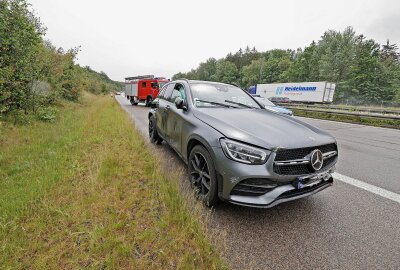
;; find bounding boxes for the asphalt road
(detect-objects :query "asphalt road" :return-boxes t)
[115,95,400,270]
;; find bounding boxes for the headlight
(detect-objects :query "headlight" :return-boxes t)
[220,138,270,165]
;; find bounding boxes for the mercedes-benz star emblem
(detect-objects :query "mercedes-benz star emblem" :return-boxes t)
[310,149,323,171]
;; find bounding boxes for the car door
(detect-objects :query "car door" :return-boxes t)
[155,83,175,139]
[166,83,187,153]
[139,81,147,100]
[150,81,158,99]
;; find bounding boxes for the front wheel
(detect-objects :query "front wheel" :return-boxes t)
[148,115,162,144]
[130,99,138,106]
[188,145,218,207]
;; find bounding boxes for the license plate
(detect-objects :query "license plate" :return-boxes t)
[293,177,322,189]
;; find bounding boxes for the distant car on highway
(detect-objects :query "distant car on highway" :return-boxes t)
[148,80,338,208]
[270,96,291,103]
[253,95,293,116]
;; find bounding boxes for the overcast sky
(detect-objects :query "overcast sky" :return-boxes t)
[30,0,400,81]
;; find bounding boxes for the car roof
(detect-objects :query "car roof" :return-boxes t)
[174,79,235,87]
[191,80,233,86]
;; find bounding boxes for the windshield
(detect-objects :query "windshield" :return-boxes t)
[190,83,261,109]
[255,97,275,106]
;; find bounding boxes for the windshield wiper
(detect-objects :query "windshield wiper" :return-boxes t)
[224,100,255,109]
[195,99,236,108]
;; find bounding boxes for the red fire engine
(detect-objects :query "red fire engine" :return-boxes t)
[124,75,169,106]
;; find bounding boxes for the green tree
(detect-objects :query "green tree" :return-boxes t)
[317,27,357,83]
[241,58,266,89]
[172,72,187,81]
[0,0,45,114]
[263,50,292,83]
[172,27,400,104]
[0,1,121,120]
[211,60,239,84]
[286,42,320,82]
[380,40,400,102]
[342,37,395,103]
[196,58,217,81]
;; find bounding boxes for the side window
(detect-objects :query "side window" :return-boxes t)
[170,84,186,103]
[162,83,175,100]
[158,84,168,99]
[151,82,158,89]
[142,82,147,88]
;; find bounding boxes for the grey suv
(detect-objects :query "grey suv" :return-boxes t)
[148,80,338,208]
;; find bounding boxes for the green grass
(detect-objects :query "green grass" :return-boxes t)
[293,109,400,129]
[0,94,226,269]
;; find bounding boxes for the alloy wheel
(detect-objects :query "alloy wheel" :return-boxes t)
[149,118,154,138]
[189,152,211,196]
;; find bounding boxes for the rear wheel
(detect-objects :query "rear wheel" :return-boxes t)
[188,145,218,207]
[145,96,153,107]
[148,115,162,144]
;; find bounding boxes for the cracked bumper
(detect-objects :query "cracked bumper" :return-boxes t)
[211,146,335,208]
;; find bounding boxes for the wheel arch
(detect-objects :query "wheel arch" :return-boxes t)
[186,135,214,163]
[186,135,222,204]
[148,110,155,120]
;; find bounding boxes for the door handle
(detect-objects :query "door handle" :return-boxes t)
[165,105,170,110]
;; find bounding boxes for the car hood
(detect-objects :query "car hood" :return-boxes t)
[194,108,335,150]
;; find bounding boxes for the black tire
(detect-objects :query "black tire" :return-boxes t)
[148,115,162,144]
[130,97,138,106]
[145,96,153,107]
[188,145,218,207]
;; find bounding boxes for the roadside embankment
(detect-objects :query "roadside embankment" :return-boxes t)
[0,93,226,269]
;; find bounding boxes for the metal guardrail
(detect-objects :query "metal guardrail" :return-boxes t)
[282,103,400,116]
[288,107,400,120]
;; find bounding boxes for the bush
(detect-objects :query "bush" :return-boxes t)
[5,110,35,125]
[0,1,123,123]
[36,106,58,122]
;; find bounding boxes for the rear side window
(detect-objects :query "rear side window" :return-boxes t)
[158,84,168,98]
[160,83,175,100]
[142,82,147,88]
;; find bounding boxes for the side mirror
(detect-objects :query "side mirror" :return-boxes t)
[175,97,186,110]
[150,100,159,109]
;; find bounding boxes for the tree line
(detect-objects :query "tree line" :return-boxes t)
[0,0,122,122]
[172,27,400,105]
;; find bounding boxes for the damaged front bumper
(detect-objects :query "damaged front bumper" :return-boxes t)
[229,173,333,208]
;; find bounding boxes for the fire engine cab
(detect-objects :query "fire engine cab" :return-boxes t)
[124,75,169,106]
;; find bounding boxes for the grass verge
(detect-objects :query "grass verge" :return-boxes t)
[0,93,226,269]
[293,109,400,129]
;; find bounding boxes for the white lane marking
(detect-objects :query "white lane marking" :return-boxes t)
[333,172,400,204]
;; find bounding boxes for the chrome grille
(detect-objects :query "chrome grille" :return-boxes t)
[273,144,337,175]
[275,143,337,161]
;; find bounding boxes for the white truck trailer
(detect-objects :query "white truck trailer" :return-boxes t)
[254,82,336,103]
